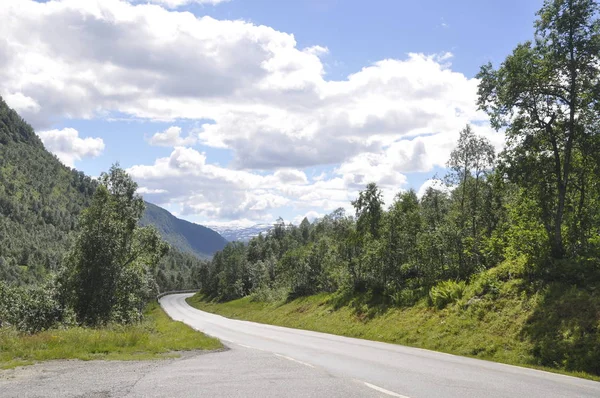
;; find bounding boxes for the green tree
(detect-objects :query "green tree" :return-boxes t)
[384,190,423,291]
[446,125,495,277]
[62,165,168,326]
[418,186,452,283]
[477,0,600,258]
[352,182,384,239]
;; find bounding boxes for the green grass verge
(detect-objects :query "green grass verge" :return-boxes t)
[187,281,599,381]
[0,301,222,370]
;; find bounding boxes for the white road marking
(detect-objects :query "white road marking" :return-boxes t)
[274,353,315,368]
[237,344,260,350]
[362,381,410,398]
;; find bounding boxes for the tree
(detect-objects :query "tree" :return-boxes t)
[446,125,495,276]
[351,183,385,291]
[419,187,451,283]
[477,0,600,258]
[384,190,423,291]
[352,182,384,239]
[299,217,311,244]
[62,164,168,326]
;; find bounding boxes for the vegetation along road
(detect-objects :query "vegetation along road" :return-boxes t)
[160,293,600,398]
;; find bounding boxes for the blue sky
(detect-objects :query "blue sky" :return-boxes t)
[1,0,543,227]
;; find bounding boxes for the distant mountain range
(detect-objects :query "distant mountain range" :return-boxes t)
[140,202,228,259]
[208,224,273,242]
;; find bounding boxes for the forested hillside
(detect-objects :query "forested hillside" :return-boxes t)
[140,202,227,259]
[193,0,600,376]
[0,97,96,284]
[0,96,210,292]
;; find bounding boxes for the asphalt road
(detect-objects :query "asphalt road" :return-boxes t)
[161,293,600,398]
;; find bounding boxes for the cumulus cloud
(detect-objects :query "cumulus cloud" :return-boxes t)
[37,128,105,167]
[417,178,450,198]
[137,187,168,194]
[0,0,488,171]
[292,210,323,225]
[147,126,197,147]
[0,0,502,224]
[133,0,229,8]
[128,147,394,223]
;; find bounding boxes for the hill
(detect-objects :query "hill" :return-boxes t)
[0,97,97,284]
[140,202,227,259]
[0,96,211,291]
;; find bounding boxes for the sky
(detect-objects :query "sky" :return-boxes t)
[0,0,543,227]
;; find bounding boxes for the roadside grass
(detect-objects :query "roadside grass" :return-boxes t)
[0,301,222,370]
[187,273,600,381]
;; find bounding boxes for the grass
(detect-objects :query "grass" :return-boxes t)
[0,302,222,370]
[187,264,600,381]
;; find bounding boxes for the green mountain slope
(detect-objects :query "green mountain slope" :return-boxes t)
[140,202,227,259]
[0,96,216,290]
[0,97,97,284]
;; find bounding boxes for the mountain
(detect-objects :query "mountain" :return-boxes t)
[208,223,273,242]
[140,202,227,258]
[0,95,212,290]
[0,96,97,284]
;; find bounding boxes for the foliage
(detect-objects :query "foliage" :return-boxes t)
[477,0,600,258]
[189,266,600,379]
[193,1,600,378]
[0,96,209,293]
[429,280,466,309]
[0,280,69,333]
[0,97,97,284]
[0,302,222,370]
[198,149,502,303]
[61,165,168,326]
[198,0,600,309]
[155,249,209,293]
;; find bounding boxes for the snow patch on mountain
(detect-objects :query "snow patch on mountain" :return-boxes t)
[208,223,273,242]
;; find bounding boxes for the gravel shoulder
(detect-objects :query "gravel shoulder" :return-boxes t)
[0,350,214,398]
[0,347,379,398]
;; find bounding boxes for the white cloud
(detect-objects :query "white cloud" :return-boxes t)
[144,0,229,8]
[274,169,308,185]
[3,92,40,114]
[417,178,449,198]
[0,0,502,224]
[130,0,229,8]
[127,146,399,223]
[37,128,105,167]
[292,210,323,225]
[137,187,168,194]
[303,45,329,57]
[148,126,197,147]
[0,0,487,173]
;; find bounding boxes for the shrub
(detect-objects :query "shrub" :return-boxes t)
[249,286,289,303]
[0,281,69,333]
[429,280,466,309]
[389,288,425,307]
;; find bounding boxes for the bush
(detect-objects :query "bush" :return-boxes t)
[249,286,289,303]
[388,288,425,307]
[0,281,69,333]
[429,280,466,309]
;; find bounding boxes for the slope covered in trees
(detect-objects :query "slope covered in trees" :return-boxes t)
[140,201,227,259]
[0,97,97,284]
[194,0,600,376]
[0,96,209,292]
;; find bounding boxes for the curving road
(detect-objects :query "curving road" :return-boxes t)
[160,293,600,398]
